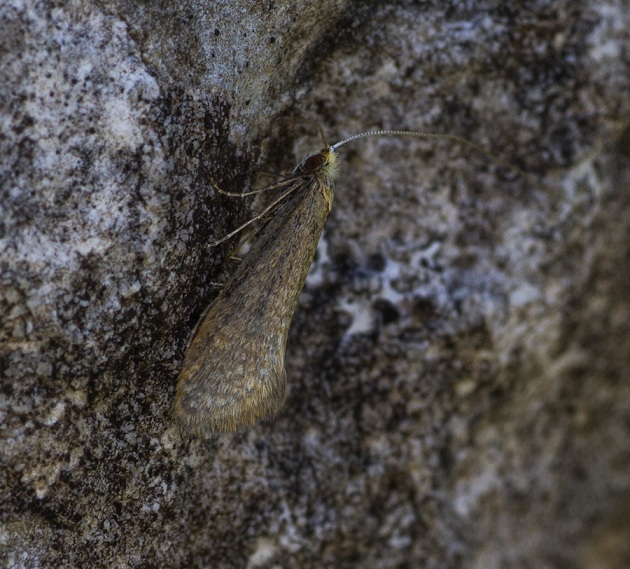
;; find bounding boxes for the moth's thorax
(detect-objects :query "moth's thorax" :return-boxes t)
[294,147,339,184]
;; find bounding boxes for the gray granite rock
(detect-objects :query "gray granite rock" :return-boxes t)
[1,0,629,567]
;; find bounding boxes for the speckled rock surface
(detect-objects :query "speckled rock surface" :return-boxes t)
[1,0,629,567]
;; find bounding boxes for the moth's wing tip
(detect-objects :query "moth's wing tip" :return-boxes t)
[172,367,288,436]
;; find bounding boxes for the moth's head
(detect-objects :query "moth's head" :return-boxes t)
[294,146,339,182]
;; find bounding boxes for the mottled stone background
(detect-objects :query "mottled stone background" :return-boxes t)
[1,0,629,567]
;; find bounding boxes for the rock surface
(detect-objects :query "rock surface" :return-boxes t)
[1,0,629,567]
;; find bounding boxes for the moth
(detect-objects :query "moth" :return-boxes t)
[173,128,516,435]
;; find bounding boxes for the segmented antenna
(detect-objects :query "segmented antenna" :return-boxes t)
[331,129,550,191]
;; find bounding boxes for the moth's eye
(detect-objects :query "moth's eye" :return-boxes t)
[300,152,326,173]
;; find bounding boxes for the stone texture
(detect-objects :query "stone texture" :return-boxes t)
[1,0,629,568]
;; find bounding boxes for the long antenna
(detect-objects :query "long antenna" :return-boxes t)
[331,129,553,193]
[332,130,509,169]
[331,130,468,150]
